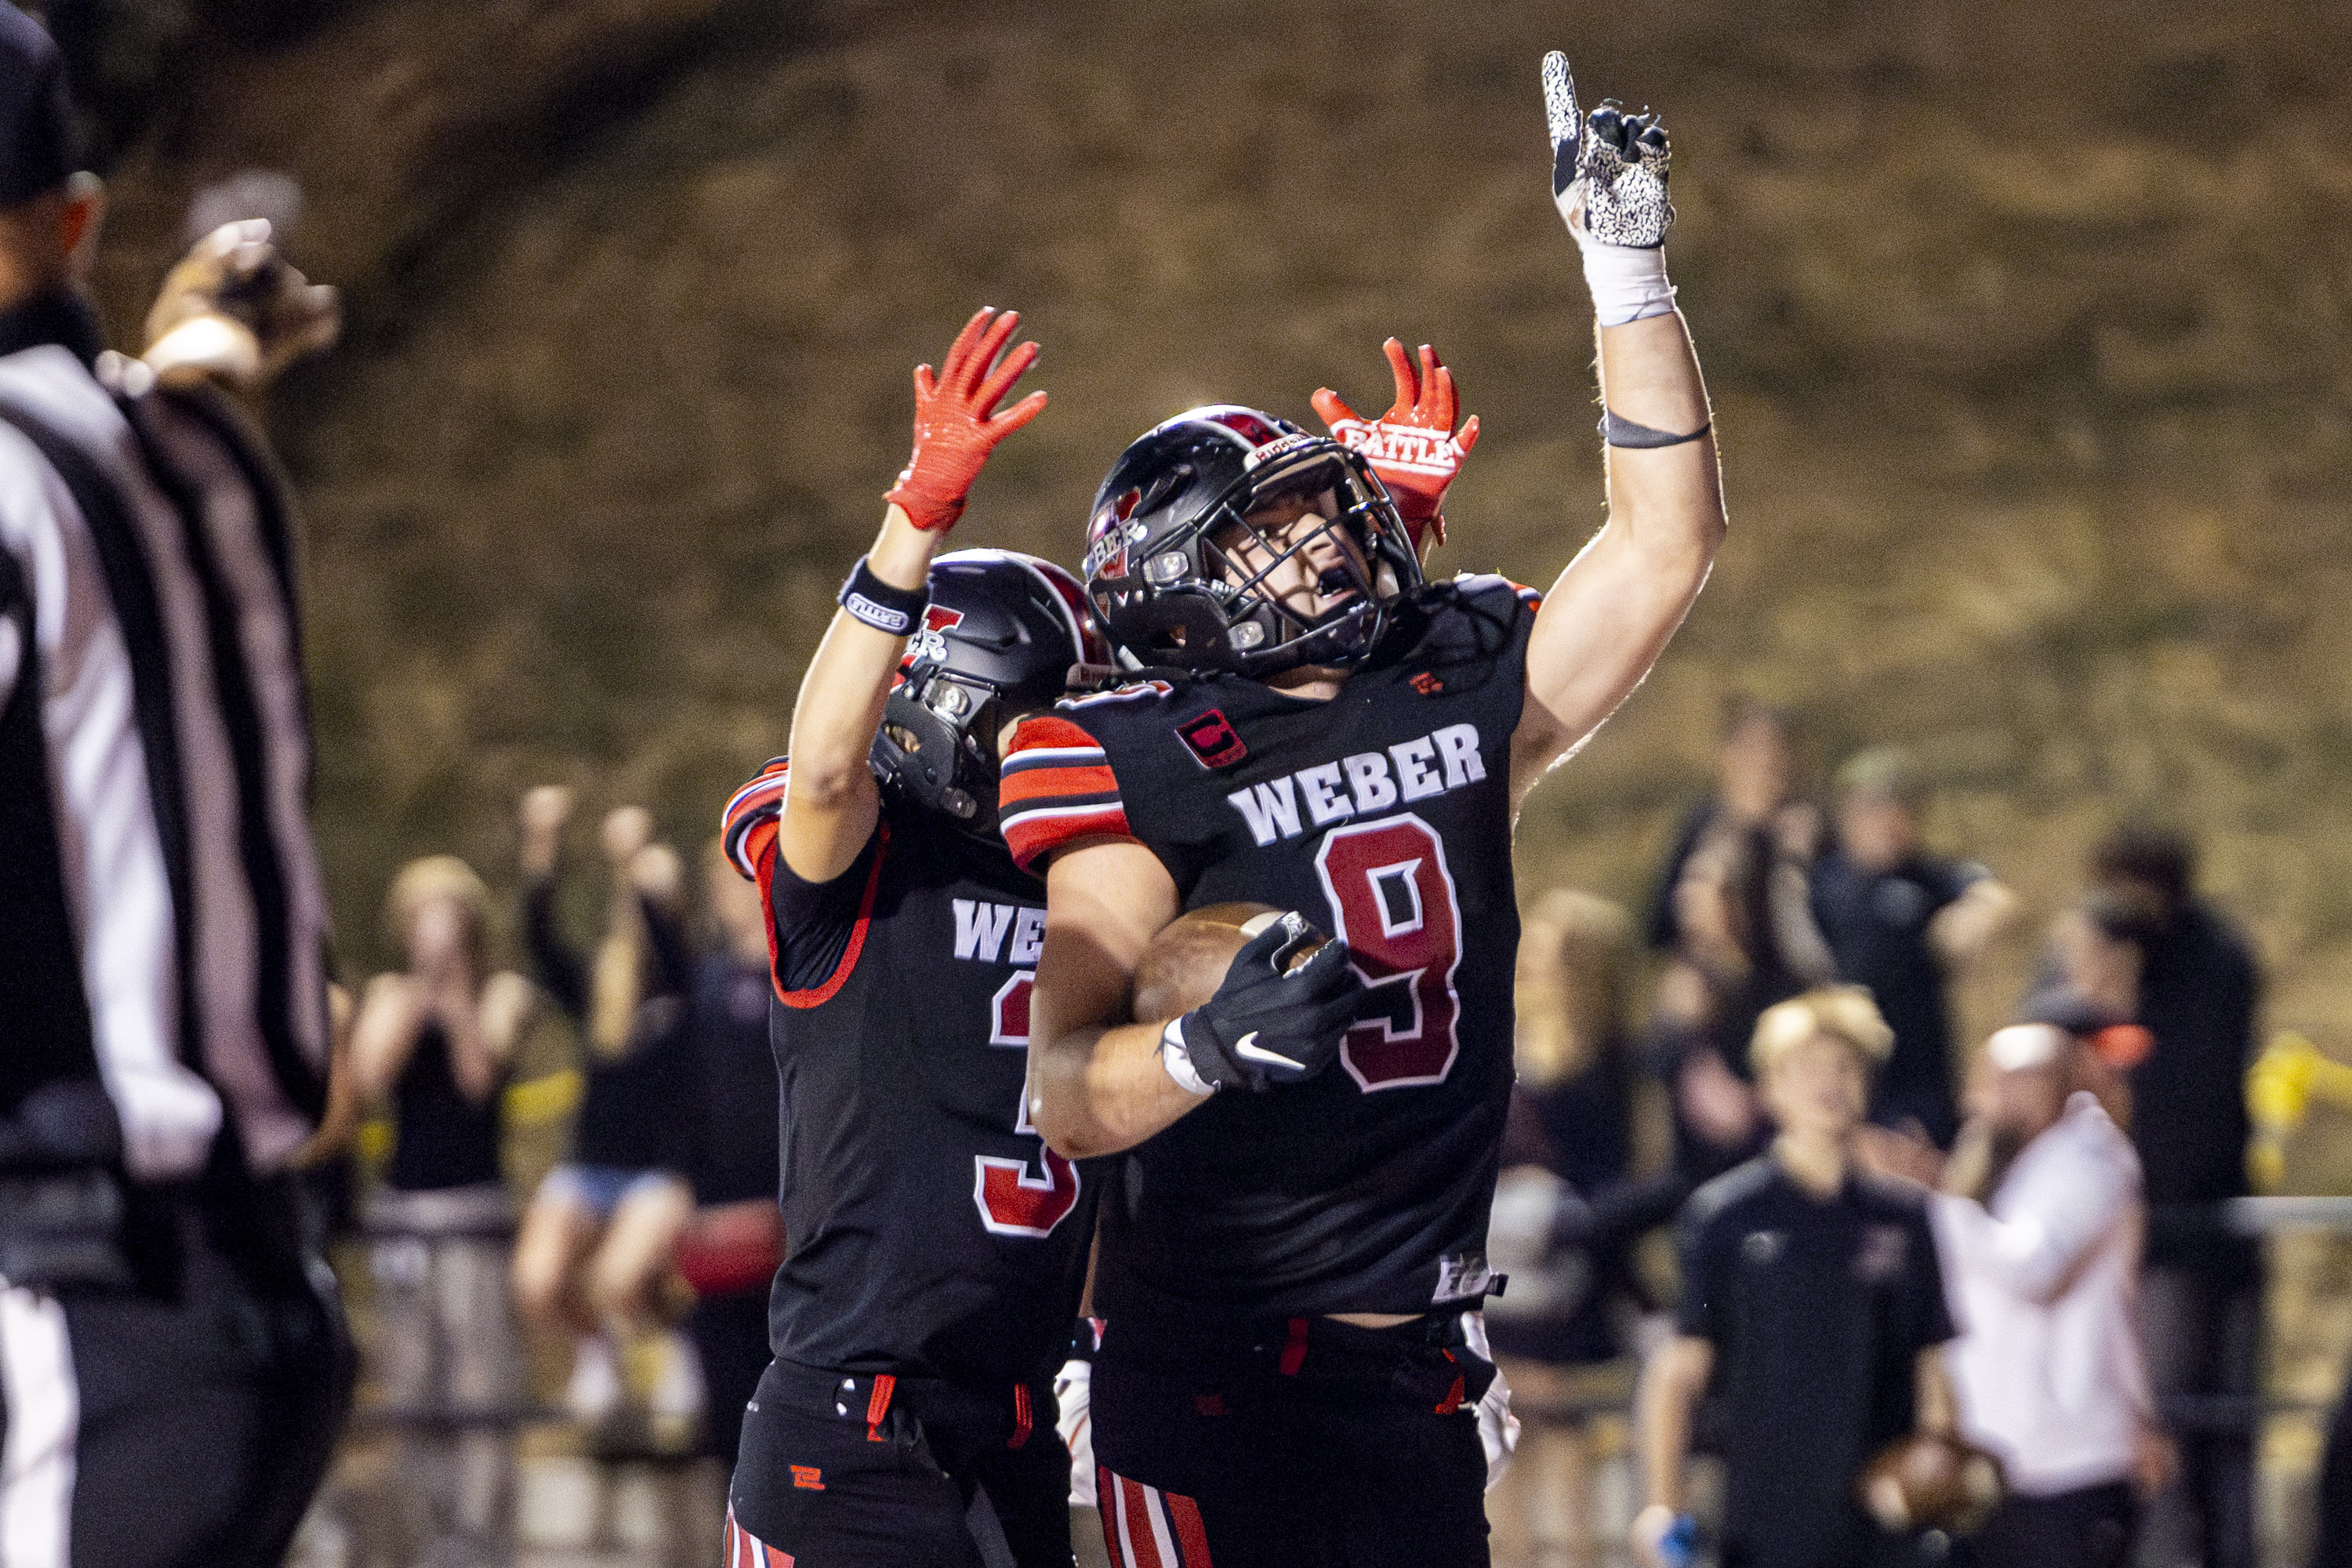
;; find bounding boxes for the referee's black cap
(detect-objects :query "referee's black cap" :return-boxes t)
[0,3,81,209]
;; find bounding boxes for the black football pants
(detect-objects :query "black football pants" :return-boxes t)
[1970,1482,2136,1568]
[1089,1314,1493,1568]
[730,1359,1075,1568]
[0,1184,351,1568]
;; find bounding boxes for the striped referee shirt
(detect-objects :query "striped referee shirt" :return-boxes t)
[0,291,326,1180]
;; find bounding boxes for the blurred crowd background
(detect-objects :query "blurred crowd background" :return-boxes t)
[27,0,2352,1563]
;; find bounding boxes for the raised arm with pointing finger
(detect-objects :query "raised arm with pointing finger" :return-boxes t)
[1018,52,1728,1167]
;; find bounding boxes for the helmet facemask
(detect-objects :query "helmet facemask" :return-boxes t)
[873,667,1008,834]
[864,550,1093,842]
[1092,434,1421,676]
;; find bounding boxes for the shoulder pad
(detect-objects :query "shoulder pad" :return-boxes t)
[1059,677,1179,712]
[1000,717,1133,873]
[720,757,790,881]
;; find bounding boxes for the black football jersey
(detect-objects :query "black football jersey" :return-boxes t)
[720,765,1098,1386]
[1000,575,1539,1322]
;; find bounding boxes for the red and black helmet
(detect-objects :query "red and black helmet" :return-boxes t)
[870,550,1095,838]
[1082,406,1422,677]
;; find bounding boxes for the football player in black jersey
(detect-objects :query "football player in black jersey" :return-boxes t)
[1004,56,1726,1568]
[717,308,1103,1568]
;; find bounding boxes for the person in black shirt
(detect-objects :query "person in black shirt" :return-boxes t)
[510,786,703,1441]
[718,307,1099,1568]
[670,834,786,1469]
[1809,748,2013,1149]
[1633,987,1957,1568]
[2085,825,2262,1568]
[351,855,534,1555]
[0,19,352,1559]
[1648,701,1831,1061]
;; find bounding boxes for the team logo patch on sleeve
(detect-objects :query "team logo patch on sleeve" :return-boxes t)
[1176,709,1248,769]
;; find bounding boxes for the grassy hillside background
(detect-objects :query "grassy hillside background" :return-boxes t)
[60,0,2352,1181]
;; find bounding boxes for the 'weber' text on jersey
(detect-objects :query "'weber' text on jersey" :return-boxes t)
[1001,576,1538,1322]
[722,767,1098,1386]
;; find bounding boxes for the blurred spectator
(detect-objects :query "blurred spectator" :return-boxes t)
[669,835,786,1468]
[1931,1004,2172,1568]
[1649,699,1831,1062]
[0,9,351,1560]
[1810,748,2014,1148]
[1486,890,1649,1568]
[2083,825,2261,1568]
[2313,1373,2350,1568]
[351,855,533,1555]
[509,786,703,1446]
[1644,703,1828,1220]
[1632,988,1956,1568]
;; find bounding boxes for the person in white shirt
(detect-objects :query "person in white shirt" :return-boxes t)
[1930,999,2176,1568]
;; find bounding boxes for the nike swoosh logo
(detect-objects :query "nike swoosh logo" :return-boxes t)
[1233,1033,1305,1071]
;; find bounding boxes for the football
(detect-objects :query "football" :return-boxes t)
[1130,902,1330,1024]
[1857,1431,2004,1536]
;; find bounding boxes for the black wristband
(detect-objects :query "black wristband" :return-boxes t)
[1599,409,1710,448]
[837,556,929,637]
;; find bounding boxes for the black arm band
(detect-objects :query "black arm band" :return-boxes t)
[1599,410,1711,448]
[837,556,929,637]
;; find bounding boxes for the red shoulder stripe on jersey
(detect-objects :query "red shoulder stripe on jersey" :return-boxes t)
[722,757,790,881]
[1006,714,1103,753]
[1004,804,1134,873]
[1000,714,1134,871]
[764,819,887,1010]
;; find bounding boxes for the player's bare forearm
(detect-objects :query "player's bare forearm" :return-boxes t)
[1028,840,1193,1158]
[1635,1334,1712,1512]
[782,307,1047,884]
[1510,314,1723,800]
[1029,1017,1207,1160]
[776,506,937,884]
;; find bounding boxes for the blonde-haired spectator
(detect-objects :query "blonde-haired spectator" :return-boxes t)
[1809,749,2015,1150]
[1632,987,1956,1568]
[351,853,534,1556]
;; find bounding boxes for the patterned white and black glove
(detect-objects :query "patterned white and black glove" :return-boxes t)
[1543,51,1678,326]
[1160,913,1365,1093]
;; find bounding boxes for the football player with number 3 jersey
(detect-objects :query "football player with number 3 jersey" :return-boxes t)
[1009,56,1728,1568]
[718,309,1101,1568]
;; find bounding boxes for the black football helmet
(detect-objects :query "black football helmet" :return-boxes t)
[1082,405,1423,677]
[870,550,1094,838]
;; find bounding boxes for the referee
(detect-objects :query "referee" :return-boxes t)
[0,9,350,1565]
[1632,987,1958,1568]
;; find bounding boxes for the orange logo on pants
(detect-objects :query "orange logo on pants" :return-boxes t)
[790,1465,825,1491]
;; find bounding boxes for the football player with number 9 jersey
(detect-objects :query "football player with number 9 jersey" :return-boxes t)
[719,309,1101,1568]
[1010,55,1730,1568]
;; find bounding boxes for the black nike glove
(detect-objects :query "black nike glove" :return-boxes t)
[1161,912,1367,1092]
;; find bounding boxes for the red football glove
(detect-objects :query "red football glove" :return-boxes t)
[884,307,1048,532]
[1312,338,1480,552]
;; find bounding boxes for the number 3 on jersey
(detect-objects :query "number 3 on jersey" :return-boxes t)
[1315,814,1465,1091]
[972,971,1081,1236]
